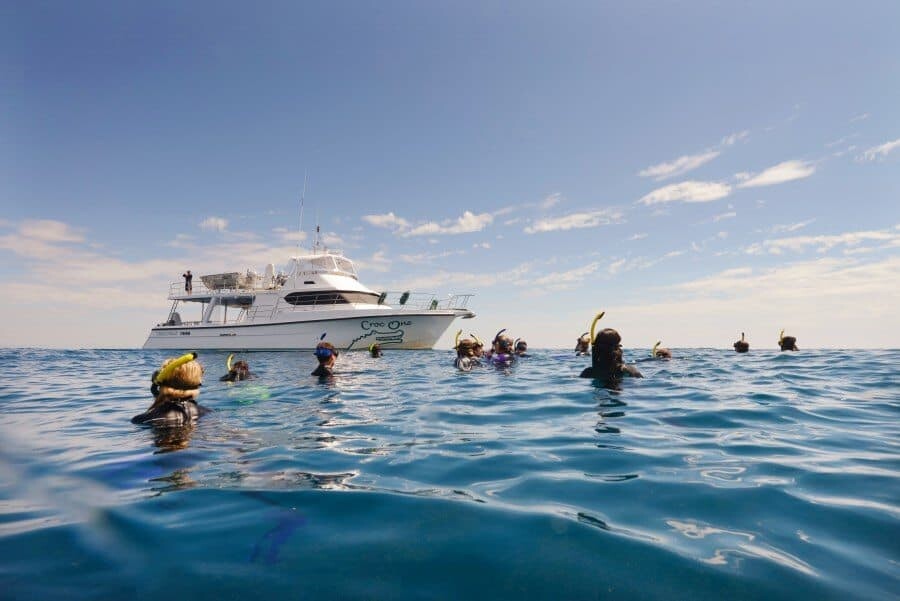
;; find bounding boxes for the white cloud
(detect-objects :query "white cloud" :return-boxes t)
[199,216,228,232]
[362,212,410,230]
[736,160,816,188]
[745,228,898,255]
[638,181,732,205]
[850,112,870,123]
[721,130,750,146]
[405,211,493,236]
[858,138,900,162]
[530,262,600,290]
[540,193,562,209]
[18,219,85,243]
[768,219,815,234]
[638,151,720,181]
[713,212,737,222]
[628,233,648,241]
[272,227,308,243]
[473,242,491,250]
[524,208,624,233]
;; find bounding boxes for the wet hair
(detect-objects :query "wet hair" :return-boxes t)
[456,338,477,358]
[779,335,798,351]
[734,332,749,353]
[515,340,528,352]
[590,328,623,378]
[369,343,383,358]
[653,347,672,359]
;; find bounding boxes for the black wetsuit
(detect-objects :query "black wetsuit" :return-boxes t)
[183,272,193,292]
[579,364,643,379]
[311,365,334,378]
[220,369,256,382]
[132,399,209,426]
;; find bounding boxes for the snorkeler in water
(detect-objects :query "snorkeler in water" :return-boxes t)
[734,332,749,353]
[575,332,591,356]
[578,312,642,382]
[651,341,672,359]
[486,329,516,366]
[778,330,798,351]
[220,354,256,382]
[369,343,383,358]
[514,339,529,357]
[312,335,338,377]
[470,333,485,359]
[132,352,210,426]
[454,331,481,372]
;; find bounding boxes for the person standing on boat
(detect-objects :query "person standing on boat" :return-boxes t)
[183,270,193,294]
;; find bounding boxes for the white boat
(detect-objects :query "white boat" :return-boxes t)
[142,249,475,351]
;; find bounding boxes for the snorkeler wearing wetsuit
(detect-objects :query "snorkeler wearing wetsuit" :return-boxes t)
[579,328,643,382]
[132,353,210,426]
[454,337,482,372]
[220,355,256,382]
[312,342,338,377]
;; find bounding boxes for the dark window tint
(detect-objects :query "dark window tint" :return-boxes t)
[283,291,381,306]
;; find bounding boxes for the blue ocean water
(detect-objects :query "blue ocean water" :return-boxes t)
[0,348,897,600]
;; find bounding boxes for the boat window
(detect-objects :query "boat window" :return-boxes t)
[283,291,381,306]
[310,257,334,271]
[334,258,356,275]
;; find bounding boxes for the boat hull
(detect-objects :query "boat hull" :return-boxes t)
[142,310,473,351]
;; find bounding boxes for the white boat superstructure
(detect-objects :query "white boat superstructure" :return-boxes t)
[143,251,475,350]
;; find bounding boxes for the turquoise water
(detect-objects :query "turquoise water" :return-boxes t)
[1,348,898,600]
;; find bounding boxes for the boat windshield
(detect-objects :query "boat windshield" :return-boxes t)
[290,254,358,279]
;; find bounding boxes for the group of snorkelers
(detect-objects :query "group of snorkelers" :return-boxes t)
[132,317,799,427]
[453,329,530,372]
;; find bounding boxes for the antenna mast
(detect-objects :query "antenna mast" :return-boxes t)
[298,170,308,249]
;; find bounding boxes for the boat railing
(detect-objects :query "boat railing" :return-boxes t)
[167,281,274,299]
[244,292,475,320]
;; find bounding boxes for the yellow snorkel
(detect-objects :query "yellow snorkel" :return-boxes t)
[779,329,785,345]
[155,352,198,384]
[652,341,661,357]
[454,329,462,349]
[470,333,482,346]
[368,342,378,353]
[589,311,605,343]
[226,353,234,372]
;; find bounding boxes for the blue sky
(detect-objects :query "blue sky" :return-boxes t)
[2,1,899,348]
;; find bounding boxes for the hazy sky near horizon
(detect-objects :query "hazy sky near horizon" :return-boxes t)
[2,1,899,349]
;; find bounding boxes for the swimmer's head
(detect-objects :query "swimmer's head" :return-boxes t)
[779,335,798,351]
[654,347,672,359]
[734,332,749,353]
[369,343,383,358]
[456,338,477,358]
[151,352,204,404]
[315,341,338,365]
[576,332,591,353]
[494,334,514,354]
[515,339,528,354]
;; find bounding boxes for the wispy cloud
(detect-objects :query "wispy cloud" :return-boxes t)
[638,181,732,205]
[405,211,493,236]
[857,138,900,162]
[362,212,410,231]
[721,130,750,146]
[745,227,898,255]
[736,160,816,188]
[524,208,624,233]
[540,193,562,209]
[849,112,870,123]
[638,150,720,181]
[200,217,228,232]
[768,219,815,234]
[628,233,648,241]
[713,211,737,222]
[608,250,684,275]
[530,262,601,290]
